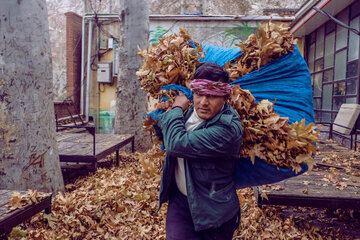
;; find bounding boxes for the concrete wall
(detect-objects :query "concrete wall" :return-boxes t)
[149,16,293,48]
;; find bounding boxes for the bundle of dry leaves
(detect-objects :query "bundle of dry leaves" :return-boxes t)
[225,22,295,81]
[137,24,319,171]
[229,86,318,172]
[136,28,204,100]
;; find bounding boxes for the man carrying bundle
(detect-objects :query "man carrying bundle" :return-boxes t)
[156,62,242,240]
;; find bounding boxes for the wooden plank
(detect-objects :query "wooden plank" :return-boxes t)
[0,191,52,234]
[259,191,360,209]
[258,167,360,209]
[57,133,134,167]
[56,132,89,142]
[0,190,13,207]
[95,135,134,160]
[256,138,360,209]
[59,144,93,156]
[59,155,96,163]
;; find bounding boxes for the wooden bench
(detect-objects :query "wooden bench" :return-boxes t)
[254,140,360,209]
[56,126,135,171]
[319,103,360,149]
[0,190,52,234]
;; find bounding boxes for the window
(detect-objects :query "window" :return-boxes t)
[316,26,324,58]
[347,78,358,95]
[348,16,359,62]
[333,97,346,111]
[307,4,360,123]
[324,32,335,68]
[334,82,346,96]
[336,9,349,50]
[334,50,347,81]
[315,58,324,72]
[313,73,322,97]
[322,112,332,122]
[347,60,358,78]
[322,84,333,110]
[324,69,333,82]
[308,43,315,73]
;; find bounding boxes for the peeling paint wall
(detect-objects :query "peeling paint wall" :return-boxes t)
[0,0,64,193]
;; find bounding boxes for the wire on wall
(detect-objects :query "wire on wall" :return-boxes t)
[313,7,360,36]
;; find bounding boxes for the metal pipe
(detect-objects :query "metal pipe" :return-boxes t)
[80,16,85,117]
[86,19,93,122]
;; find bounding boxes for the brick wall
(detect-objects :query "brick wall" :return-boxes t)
[54,101,79,119]
[65,12,82,112]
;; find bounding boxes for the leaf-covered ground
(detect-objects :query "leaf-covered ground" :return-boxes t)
[4,148,360,240]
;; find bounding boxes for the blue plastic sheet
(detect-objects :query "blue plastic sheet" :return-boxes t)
[160,84,193,99]
[200,44,241,66]
[201,43,315,125]
[234,158,308,189]
[198,43,314,188]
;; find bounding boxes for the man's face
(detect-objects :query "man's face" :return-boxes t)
[193,93,226,120]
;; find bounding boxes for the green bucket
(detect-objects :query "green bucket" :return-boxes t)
[98,110,115,133]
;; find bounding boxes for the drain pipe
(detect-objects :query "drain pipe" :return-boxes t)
[80,16,85,117]
[85,19,93,122]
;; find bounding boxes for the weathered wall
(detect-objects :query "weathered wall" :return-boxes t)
[0,0,64,193]
[150,17,266,48]
[114,0,152,151]
[148,0,306,15]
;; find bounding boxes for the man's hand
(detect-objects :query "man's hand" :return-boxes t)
[172,94,190,111]
[156,101,171,110]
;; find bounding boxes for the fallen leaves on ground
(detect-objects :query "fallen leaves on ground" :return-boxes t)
[5,151,358,240]
[15,151,166,240]
[6,190,51,213]
[235,187,357,240]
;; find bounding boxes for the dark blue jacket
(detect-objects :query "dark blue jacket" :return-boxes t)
[156,103,242,231]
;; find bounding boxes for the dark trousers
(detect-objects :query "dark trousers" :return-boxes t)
[166,187,240,240]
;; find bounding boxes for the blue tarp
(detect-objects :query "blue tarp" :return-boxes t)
[199,43,314,188]
[200,44,242,66]
[201,43,315,125]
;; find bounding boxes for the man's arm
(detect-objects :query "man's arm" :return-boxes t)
[157,107,242,159]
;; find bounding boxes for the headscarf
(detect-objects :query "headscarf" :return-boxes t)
[189,79,233,97]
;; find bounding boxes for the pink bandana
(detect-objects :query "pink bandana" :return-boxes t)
[189,79,233,97]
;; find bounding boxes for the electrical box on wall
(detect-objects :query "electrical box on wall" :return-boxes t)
[99,36,108,50]
[97,62,113,83]
[113,45,120,76]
